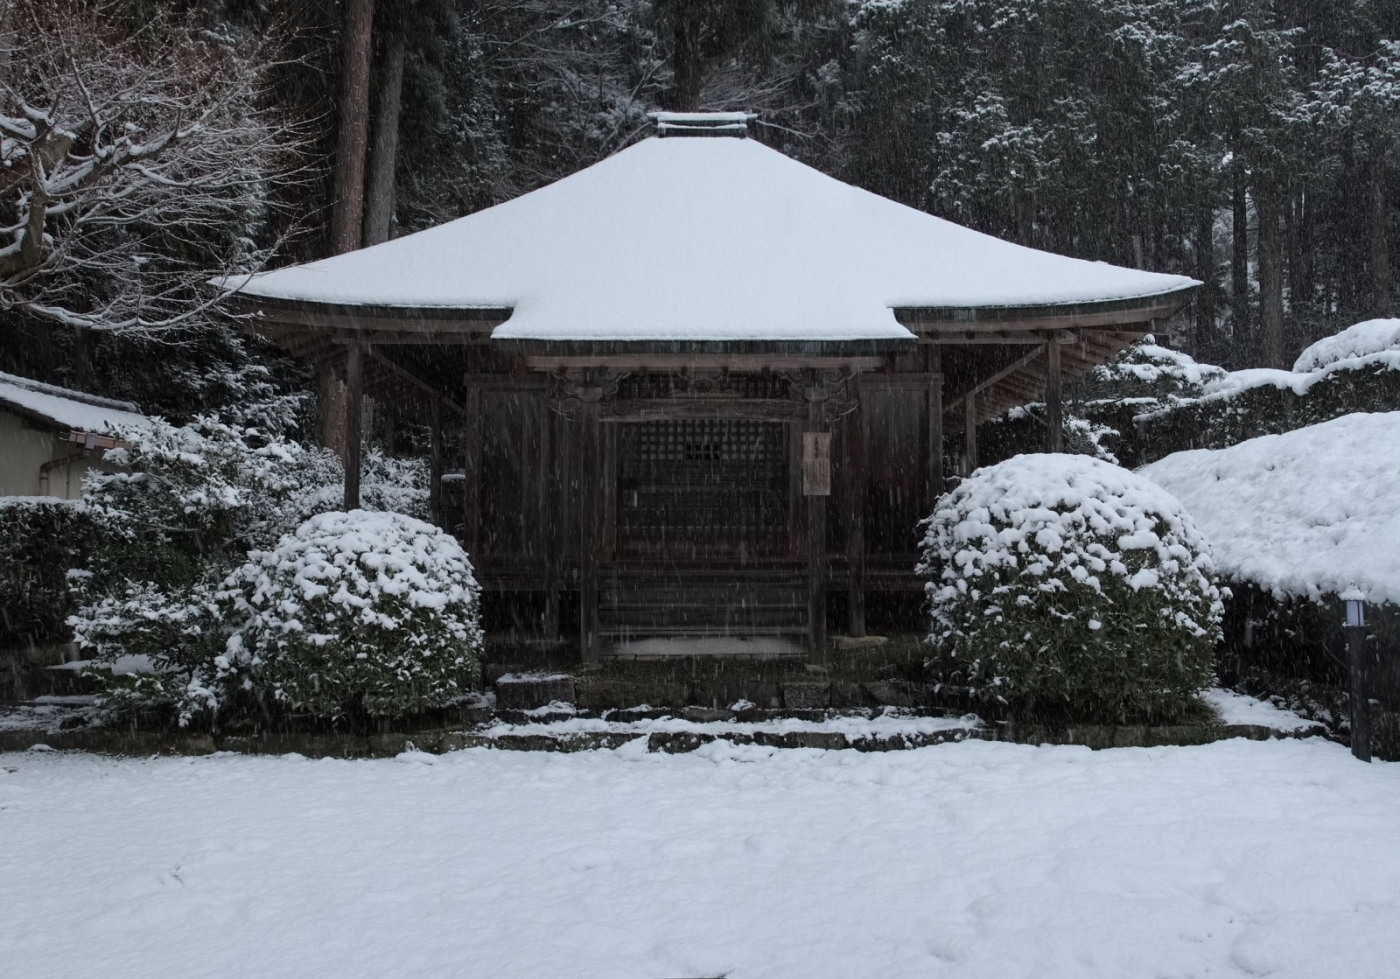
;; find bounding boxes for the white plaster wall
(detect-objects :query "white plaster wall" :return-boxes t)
[0,410,101,500]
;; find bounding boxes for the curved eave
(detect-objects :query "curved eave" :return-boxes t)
[896,285,1198,338]
[226,293,511,338]
[490,337,916,357]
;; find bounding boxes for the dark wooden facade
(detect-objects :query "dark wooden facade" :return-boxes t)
[241,289,1191,661]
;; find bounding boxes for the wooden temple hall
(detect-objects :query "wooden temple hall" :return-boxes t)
[229,112,1197,661]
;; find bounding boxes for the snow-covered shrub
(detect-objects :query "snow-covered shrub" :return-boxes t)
[69,416,431,721]
[220,510,482,721]
[920,454,1222,723]
[1086,338,1228,400]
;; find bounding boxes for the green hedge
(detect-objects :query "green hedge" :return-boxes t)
[0,498,94,647]
[1137,362,1400,464]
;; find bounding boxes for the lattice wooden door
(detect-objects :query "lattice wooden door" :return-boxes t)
[616,419,789,558]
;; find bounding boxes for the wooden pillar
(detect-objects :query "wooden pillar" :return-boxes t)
[926,368,944,512]
[542,405,561,638]
[343,344,363,511]
[805,387,829,662]
[963,392,978,474]
[578,393,603,664]
[1045,338,1063,453]
[461,382,481,557]
[845,375,866,639]
[428,395,443,527]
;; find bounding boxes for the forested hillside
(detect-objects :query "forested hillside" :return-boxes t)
[2,0,1397,420]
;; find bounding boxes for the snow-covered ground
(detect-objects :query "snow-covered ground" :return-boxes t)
[4,737,1397,979]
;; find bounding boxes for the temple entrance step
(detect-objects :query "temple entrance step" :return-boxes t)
[598,575,808,645]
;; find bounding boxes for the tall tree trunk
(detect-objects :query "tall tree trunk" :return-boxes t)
[1256,181,1286,369]
[1195,208,1216,355]
[671,1,703,112]
[1231,168,1250,347]
[1286,189,1302,313]
[330,0,376,256]
[72,327,93,389]
[322,0,376,456]
[1294,187,1316,312]
[363,10,405,248]
[1371,148,1394,318]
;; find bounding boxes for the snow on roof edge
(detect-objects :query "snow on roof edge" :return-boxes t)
[0,371,150,436]
[0,370,142,414]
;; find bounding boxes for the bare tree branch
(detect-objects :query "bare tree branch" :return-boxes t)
[0,0,315,336]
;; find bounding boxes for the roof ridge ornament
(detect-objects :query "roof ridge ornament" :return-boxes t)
[648,111,756,137]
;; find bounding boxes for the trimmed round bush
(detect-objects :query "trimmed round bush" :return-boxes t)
[223,509,483,720]
[919,454,1222,722]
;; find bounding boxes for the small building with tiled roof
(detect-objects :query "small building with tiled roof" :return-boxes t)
[0,372,148,499]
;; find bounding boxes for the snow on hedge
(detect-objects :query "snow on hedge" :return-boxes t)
[1139,411,1400,605]
[223,510,483,719]
[1175,318,1400,407]
[1293,317,1400,372]
[921,454,1221,719]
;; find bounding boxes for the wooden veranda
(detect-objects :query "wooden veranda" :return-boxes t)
[239,291,1189,662]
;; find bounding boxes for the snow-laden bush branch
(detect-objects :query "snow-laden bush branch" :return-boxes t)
[0,0,312,334]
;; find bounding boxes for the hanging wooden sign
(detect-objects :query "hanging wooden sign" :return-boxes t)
[803,431,831,496]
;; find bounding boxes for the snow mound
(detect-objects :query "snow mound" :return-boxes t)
[1139,412,1400,604]
[1293,318,1400,372]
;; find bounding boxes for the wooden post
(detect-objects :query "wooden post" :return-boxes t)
[428,395,443,527]
[1045,338,1064,453]
[963,393,978,474]
[461,383,481,557]
[805,387,829,661]
[542,405,561,638]
[343,344,363,510]
[845,374,866,638]
[926,368,944,512]
[577,384,604,664]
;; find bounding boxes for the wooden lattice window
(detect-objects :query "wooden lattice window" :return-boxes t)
[617,419,789,557]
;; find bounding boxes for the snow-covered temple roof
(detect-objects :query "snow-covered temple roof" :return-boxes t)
[230,132,1197,344]
[0,371,149,438]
